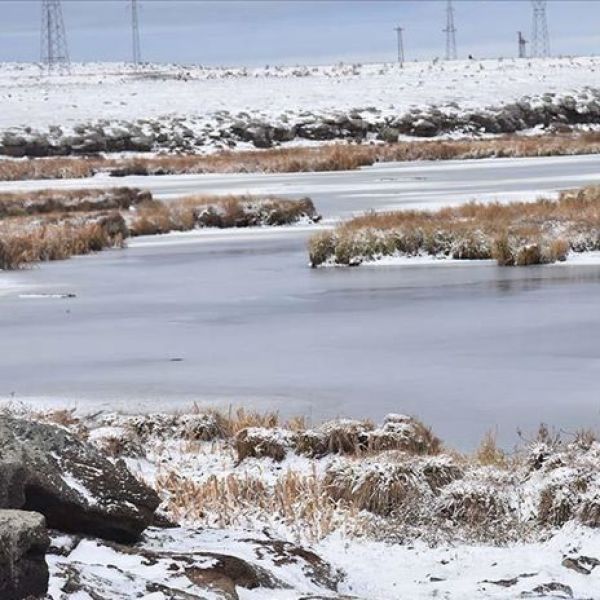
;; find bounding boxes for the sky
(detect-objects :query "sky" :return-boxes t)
[1,0,599,66]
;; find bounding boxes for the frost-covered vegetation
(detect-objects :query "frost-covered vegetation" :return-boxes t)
[0,188,319,269]
[309,185,600,267]
[18,406,600,548]
[5,404,600,599]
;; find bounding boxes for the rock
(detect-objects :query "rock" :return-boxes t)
[272,124,297,142]
[0,510,49,600]
[411,118,440,137]
[0,416,159,542]
[561,555,600,575]
[186,552,282,599]
[128,134,154,152]
[244,539,344,591]
[247,126,273,148]
[528,582,573,598]
[70,133,107,154]
[377,126,400,143]
[297,122,340,140]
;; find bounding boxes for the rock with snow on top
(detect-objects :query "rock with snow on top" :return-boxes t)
[0,416,159,542]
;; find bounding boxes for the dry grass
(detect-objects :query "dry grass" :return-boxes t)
[323,458,423,517]
[0,187,149,218]
[4,132,600,182]
[438,481,512,526]
[0,212,127,270]
[0,189,317,269]
[157,469,343,541]
[475,431,508,467]
[235,427,295,463]
[128,195,318,237]
[367,414,442,456]
[14,405,600,544]
[309,185,600,266]
[295,419,374,458]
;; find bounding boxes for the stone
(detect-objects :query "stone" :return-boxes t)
[0,416,159,543]
[411,118,440,137]
[0,510,49,600]
[377,126,400,143]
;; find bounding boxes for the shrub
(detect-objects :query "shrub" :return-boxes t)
[323,457,425,516]
[367,414,442,456]
[295,419,374,457]
[235,427,296,462]
[437,480,511,526]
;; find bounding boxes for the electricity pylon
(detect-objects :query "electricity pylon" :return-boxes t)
[531,0,550,58]
[40,0,70,73]
[131,0,142,67]
[443,0,457,60]
[394,26,405,67]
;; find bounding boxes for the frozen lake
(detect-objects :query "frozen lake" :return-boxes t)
[2,154,600,448]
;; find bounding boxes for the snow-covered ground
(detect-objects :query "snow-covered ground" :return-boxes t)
[0,57,599,156]
[0,57,597,129]
[46,524,600,599]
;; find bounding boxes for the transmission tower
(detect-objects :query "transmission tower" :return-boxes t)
[131,0,142,67]
[394,26,405,67]
[531,0,550,58]
[443,0,457,61]
[518,31,527,58]
[40,0,70,73]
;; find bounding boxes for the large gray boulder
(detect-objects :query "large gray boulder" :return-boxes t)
[0,416,159,543]
[0,510,49,600]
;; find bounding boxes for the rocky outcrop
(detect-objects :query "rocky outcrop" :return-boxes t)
[0,510,49,600]
[0,416,159,543]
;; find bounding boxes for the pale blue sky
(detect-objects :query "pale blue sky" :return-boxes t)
[1,0,599,65]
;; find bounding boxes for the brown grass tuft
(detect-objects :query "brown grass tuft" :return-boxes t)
[367,414,442,456]
[475,431,507,467]
[235,427,295,463]
[295,419,374,458]
[128,195,318,237]
[0,212,127,270]
[323,457,424,517]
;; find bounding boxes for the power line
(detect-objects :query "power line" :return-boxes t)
[40,0,70,73]
[394,26,405,67]
[131,0,142,67]
[531,0,550,58]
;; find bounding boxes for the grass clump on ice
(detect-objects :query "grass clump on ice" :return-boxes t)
[309,185,600,267]
[128,194,319,236]
[0,188,319,269]
[0,212,127,270]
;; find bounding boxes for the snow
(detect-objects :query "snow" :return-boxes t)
[61,473,98,507]
[45,523,600,599]
[0,57,599,136]
[317,525,600,599]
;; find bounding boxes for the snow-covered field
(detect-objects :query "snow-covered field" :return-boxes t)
[1,57,600,155]
[0,57,598,129]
